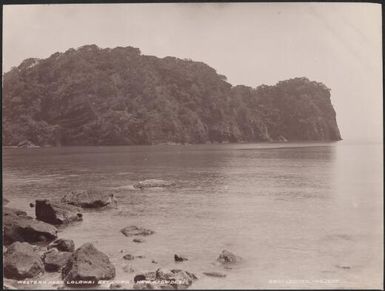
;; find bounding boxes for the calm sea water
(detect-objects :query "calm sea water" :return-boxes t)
[2,141,383,289]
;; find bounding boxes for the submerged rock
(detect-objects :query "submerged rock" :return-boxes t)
[4,207,58,245]
[133,179,176,189]
[35,199,83,225]
[217,250,241,265]
[61,190,111,208]
[43,248,72,272]
[3,242,45,279]
[133,238,145,243]
[122,254,135,260]
[335,264,351,270]
[48,239,75,252]
[3,197,10,205]
[133,268,197,289]
[122,264,135,273]
[62,243,116,286]
[120,225,154,237]
[203,271,226,278]
[174,254,188,262]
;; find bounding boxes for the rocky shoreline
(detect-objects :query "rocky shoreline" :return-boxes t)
[3,180,238,290]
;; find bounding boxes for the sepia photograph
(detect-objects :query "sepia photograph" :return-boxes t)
[2,2,383,290]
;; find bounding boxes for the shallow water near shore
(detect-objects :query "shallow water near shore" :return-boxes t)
[2,141,383,289]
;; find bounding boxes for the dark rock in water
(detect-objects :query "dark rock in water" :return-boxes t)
[48,239,75,252]
[35,199,83,225]
[335,264,351,270]
[3,197,10,205]
[62,243,116,286]
[133,268,197,289]
[17,140,40,148]
[120,225,154,237]
[133,179,176,189]
[174,254,188,262]
[133,238,145,243]
[43,248,72,272]
[151,260,158,264]
[122,254,145,260]
[203,271,226,278]
[122,254,135,260]
[4,207,58,245]
[61,190,111,208]
[3,242,45,279]
[217,250,241,265]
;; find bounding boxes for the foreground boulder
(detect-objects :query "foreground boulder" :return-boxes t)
[32,245,48,259]
[62,243,115,286]
[120,226,154,237]
[133,268,197,289]
[217,250,242,265]
[133,179,176,189]
[48,239,75,252]
[43,248,72,272]
[35,199,83,225]
[3,242,45,279]
[61,190,111,208]
[4,207,58,245]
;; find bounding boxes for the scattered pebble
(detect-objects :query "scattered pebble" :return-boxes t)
[203,271,227,278]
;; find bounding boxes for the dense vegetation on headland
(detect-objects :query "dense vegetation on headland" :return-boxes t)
[2,45,341,146]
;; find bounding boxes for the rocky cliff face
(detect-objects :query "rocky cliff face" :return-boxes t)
[2,44,341,146]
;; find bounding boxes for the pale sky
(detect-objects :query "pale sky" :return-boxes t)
[3,3,382,142]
